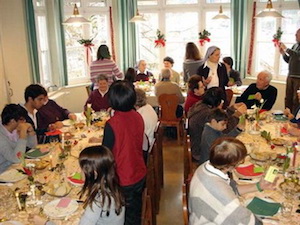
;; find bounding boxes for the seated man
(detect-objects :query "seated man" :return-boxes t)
[159,57,180,84]
[135,60,155,82]
[37,94,77,131]
[84,74,110,112]
[236,70,277,110]
[20,84,47,143]
[0,104,37,173]
[155,68,184,117]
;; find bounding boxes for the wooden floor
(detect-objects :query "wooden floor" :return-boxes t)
[156,137,184,225]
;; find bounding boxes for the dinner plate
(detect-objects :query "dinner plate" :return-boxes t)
[272,110,283,115]
[44,198,78,219]
[0,221,24,225]
[234,164,263,178]
[25,148,49,159]
[0,169,26,183]
[246,197,281,218]
[67,176,84,187]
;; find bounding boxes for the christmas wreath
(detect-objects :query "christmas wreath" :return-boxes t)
[198,29,211,46]
[272,27,283,47]
[154,30,166,48]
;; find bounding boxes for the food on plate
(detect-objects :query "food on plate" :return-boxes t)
[271,138,286,146]
[280,181,300,192]
[64,132,74,140]
[44,181,71,197]
[249,152,270,161]
[74,122,85,129]
[93,120,106,127]
[34,160,49,170]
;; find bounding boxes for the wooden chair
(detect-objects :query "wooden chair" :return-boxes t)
[183,129,193,184]
[154,121,164,187]
[158,94,183,145]
[182,183,189,225]
[145,150,157,224]
[85,84,93,96]
[141,188,153,225]
[225,89,234,106]
[150,138,161,213]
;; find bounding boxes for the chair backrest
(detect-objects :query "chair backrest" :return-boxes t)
[85,84,93,96]
[225,89,234,107]
[183,131,193,183]
[158,94,179,121]
[182,183,189,225]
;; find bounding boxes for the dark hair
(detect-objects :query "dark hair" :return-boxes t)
[223,57,233,68]
[207,108,228,122]
[1,104,27,125]
[124,67,136,83]
[185,42,201,60]
[24,84,47,102]
[97,45,111,60]
[210,137,247,170]
[135,88,147,107]
[79,145,124,215]
[202,87,224,108]
[108,80,136,111]
[188,75,202,91]
[163,56,174,65]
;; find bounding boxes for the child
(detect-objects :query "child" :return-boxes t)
[199,108,244,165]
[32,145,125,225]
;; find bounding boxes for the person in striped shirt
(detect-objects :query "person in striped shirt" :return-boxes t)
[90,45,123,89]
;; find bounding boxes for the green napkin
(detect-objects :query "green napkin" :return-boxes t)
[72,172,82,180]
[254,167,264,173]
[247,197,281,217]
[248,95,255,100]
[25,148,48,158]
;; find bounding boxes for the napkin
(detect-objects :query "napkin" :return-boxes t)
[57,197,72,208]
[45,130,62,136]
[280,127,288,135]
[247,197,281,217]
[248,95,255,100]
[236,164,263,177]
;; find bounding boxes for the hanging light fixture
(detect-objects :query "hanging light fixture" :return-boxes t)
[129,9,146,23]
[255,0,284,18]
[62,4,90,25]
[212,5,230,20]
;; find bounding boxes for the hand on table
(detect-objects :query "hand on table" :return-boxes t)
[233,102,247,115]
[49,121,64,131]
[284,108,294,120]
[68,113,77,121]
[259,177,279,191]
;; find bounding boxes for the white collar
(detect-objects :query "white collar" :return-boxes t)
[203,60,222,68]
[204,161,229,182]
[98,89,108,97]
[137,69,149,74]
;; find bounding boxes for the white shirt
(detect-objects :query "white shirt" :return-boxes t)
[20,103,38,128]
[137,104,158,145]
[204,61,220,89]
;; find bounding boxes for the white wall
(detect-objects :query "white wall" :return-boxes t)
[0,0,32,106]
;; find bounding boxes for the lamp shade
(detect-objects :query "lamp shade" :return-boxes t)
[255,0,284,18]
[62,4,90,25]
[212,5,230,20]
[129,10,146,23]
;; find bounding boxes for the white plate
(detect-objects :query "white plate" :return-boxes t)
[62,119,74,127]
[44,199,78,219]
[0,169,26,183]
[0,221,24,225]
[272,110,283,115]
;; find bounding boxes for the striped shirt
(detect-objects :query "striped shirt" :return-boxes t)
[189,162,262,225]
[90,58,123,89]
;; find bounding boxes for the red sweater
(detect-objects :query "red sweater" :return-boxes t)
[184,91,203,115]
[107,110,147,186]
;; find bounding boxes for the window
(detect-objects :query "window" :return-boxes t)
[33,0,111,87]
[137,0,231,78]
[253,0,300,80]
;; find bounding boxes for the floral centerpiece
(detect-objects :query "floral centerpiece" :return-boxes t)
[16,152,34,184]
[154,29,166,48]
[198,29,211,46]
[272,27,283,47]
[247,99,266,133]
[85,103,93,127]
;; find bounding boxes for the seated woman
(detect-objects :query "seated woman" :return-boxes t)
[84,74,110,112]
[223,56,242,86]
[0,104,37,173]
[184,75,205,115]
[189,137,276,225]
[32,145,125,225]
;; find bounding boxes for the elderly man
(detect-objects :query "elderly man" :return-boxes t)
[135,60,154,82]
[280,28,300,114]
[155,68,184,117]
[159,57,180,84]
[236,71,277,110]
[84,74,110,112]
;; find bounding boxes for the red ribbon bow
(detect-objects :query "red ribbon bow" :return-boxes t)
[272,39,280,47]
[154,39,166,48]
